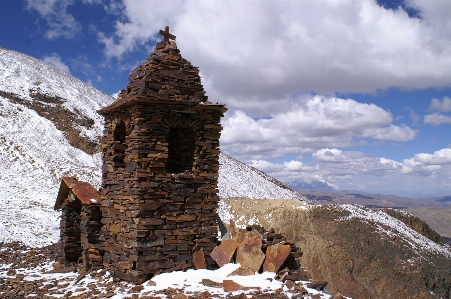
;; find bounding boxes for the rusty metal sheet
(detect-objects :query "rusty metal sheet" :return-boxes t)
[54,177,100,210]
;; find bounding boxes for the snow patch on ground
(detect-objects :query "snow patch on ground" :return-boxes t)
[0,260,344,299]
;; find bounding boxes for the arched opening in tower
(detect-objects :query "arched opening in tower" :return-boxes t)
[166,127,195,173]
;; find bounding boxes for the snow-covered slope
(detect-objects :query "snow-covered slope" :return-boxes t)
[0,47,304,247]
[0,47,114,246]
[219,153,303,200]
[0,95,106,245]
[0,47,112,141]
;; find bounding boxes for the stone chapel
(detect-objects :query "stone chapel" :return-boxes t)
[54,27,227,284]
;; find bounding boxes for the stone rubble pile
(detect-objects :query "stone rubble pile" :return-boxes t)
[193,220,327,295]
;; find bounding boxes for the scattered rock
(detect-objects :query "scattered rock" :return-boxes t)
[235,230,265,272]
[129,285,144,293]
[193,248,206,269]
[43,265,75,274]
[294,283,308,294]
[201,279,222,288]
[147,280,156,286]
[306,281,328,291]
[210,239,238,267]
[228,266,255,276]
[263,244,291,273]
[200,290,212,298]
[222,279,259,292]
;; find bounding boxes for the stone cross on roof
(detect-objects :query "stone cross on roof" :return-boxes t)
[159,26,176,42]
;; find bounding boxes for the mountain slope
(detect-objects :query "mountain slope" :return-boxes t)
[222,198,451,298]
[0,47,117,246]
[0,47,112,145]
[219,153,302,200]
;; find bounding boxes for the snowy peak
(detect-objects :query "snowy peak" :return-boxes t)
[286,179,336,192]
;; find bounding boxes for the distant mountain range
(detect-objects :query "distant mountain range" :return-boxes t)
[285,179,336,191]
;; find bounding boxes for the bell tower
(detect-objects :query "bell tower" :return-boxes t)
[97,27,227,283]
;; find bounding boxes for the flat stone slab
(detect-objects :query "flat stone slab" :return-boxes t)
[210,239,238,267]
[223,280,259,292]
[201,279,222,288]
[263,244,292,272]
[193,248,206,269]
[235,230,265,272]
[227,266,255,276]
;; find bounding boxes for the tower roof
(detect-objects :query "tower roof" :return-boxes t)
[99,26,214,115]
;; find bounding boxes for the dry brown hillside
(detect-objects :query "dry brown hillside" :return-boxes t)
[220,197,451,299]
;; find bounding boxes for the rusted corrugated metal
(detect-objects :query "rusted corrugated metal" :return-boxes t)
[54,177,100,210]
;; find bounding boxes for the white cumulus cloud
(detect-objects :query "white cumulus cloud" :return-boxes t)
[26,0,82,39]
[407,148,451,165]
[428,97,451,112]
[221,96,417,159]
[43,53,70,73]
[96,0,451,109]
[424,113,451,126]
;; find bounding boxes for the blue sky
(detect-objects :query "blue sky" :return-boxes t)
[1,0,451,198]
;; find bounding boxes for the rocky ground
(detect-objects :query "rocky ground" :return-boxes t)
[0,242,343,299]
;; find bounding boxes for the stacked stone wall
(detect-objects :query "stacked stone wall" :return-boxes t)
[99,104,224,283]
[80,205,103,270]
[58,199,82,264]
[56,196,103,269]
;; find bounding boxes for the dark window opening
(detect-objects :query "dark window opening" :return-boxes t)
[113,121,126,164]
[114,122,126,142]
[166,127,195,173]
